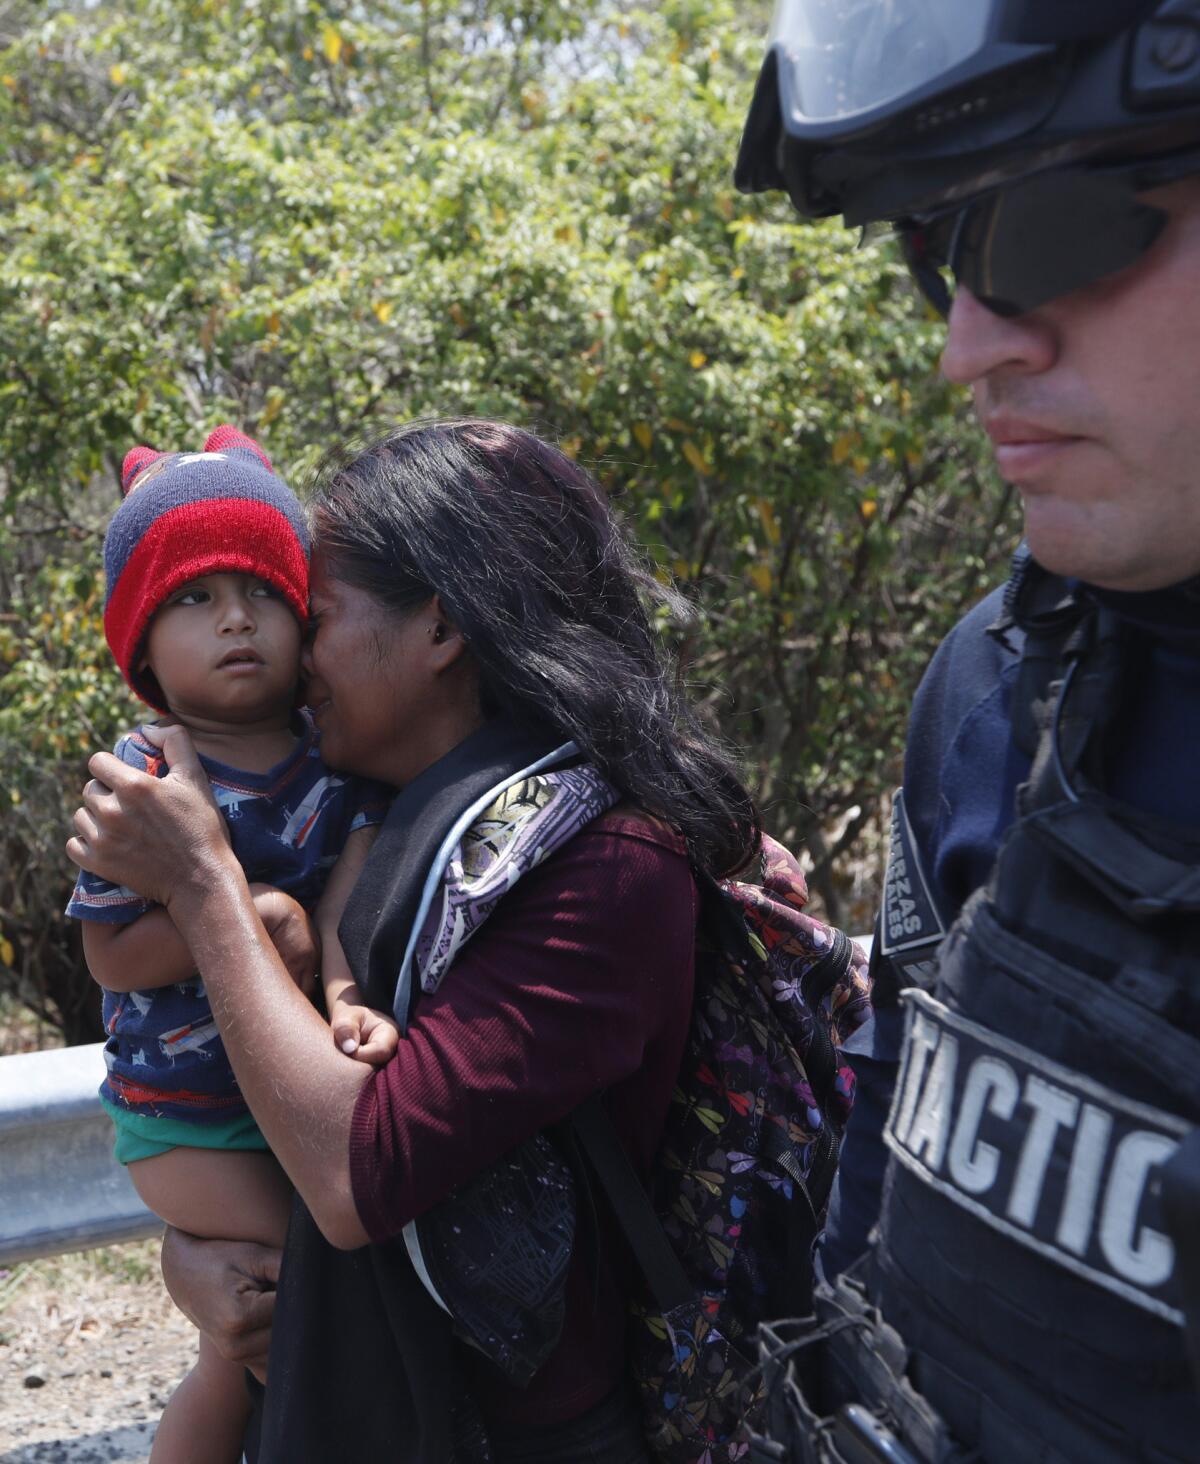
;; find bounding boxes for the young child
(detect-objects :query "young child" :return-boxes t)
[67,427,396,1464]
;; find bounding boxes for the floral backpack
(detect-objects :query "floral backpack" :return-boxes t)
[570,833,871,1463]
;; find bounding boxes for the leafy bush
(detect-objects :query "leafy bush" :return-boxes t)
[0,0,1018,1038]
[0,552,142,1040]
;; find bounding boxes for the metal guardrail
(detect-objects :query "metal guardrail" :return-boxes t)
[0,1042,161,1266]
[0,931,873,1265]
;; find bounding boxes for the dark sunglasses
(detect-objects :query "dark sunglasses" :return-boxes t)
[898,145,1200,318]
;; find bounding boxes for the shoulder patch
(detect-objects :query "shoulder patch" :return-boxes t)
[879,787,945,959]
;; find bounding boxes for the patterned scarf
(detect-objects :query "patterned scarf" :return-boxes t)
[411,765,620,998]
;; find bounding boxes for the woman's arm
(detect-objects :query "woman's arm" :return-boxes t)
[170,874,370,1246]
[68,724,372,1249]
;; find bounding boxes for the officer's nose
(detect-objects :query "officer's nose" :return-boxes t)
[940,288,1057,388]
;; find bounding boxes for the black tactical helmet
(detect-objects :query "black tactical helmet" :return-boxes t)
[736,2,1200,314]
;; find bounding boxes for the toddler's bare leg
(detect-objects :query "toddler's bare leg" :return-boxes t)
[148,1332,251,1464]
[131,1149,291,1462]
[129,1147,292,1249]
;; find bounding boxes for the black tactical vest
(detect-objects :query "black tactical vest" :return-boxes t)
[872,577,1200,1462]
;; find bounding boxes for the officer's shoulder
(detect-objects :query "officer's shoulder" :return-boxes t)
[920,584,1023,712]
[938,584,1022,666]
[905,583,1025,771]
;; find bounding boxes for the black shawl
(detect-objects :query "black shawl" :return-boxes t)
[246,720,563,1463]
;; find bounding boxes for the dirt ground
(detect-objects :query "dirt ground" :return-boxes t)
[0,1241,197,1463]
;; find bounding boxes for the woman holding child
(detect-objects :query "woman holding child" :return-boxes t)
[69,418,766,1463]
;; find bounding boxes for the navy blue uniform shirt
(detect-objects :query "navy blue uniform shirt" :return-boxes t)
[822,570,1200,1274]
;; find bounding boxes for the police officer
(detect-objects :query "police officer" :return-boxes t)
[737,4,1200,1461]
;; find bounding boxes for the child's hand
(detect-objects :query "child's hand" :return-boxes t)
[330,1000,400,1066]
[250,884,320,998]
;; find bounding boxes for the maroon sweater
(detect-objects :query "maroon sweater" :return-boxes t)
[348,813,696,1435]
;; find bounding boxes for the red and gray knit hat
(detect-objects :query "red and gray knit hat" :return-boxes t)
[103,425,310,710]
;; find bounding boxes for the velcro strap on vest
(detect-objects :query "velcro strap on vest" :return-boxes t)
[884,989,1191,1326]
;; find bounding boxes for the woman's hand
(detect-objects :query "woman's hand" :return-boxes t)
[160,1227,280,1380]
[329,998,401,1066]
[66,723,235,912]
[249,885,321,999]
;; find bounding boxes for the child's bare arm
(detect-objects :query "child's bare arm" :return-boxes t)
[83,911,199,992]
[83,886,320,995]
[313,825,376,1000]
[313,825,376,1011]
[314,826,400,1065]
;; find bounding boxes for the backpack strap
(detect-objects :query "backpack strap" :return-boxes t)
[570,1083,833,1327]
[568,1094,694,1317]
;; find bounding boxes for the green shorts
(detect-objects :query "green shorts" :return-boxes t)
[101,1098,270,1165]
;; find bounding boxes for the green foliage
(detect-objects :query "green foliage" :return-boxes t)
[0,553,142,1040]
[0,0,1017,1037]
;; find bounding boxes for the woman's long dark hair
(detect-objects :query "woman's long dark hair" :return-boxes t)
[309,418,761,877]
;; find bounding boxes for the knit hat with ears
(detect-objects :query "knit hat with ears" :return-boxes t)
[103,425,310,710]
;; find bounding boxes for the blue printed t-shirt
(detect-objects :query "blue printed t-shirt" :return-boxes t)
[67,710,390,1124]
